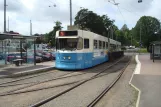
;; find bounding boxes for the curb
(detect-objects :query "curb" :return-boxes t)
[129,55,141,107]
[0,67,55,78]
[134,55,141,74]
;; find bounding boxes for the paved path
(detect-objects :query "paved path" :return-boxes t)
[0,61,55,76]
[132,54,161,107]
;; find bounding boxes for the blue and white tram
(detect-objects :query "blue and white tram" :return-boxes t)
[55,30,121,70]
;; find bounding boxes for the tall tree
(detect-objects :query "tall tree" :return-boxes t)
[45,21,63,46]
[133,16,160,48]
[115,24,132,46]
[121,24,129,31]
[74,8,113,36]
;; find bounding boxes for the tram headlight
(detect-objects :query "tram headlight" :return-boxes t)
[68,56,71,59]
[63,57,66,59]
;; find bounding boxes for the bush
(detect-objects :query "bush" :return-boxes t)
[121,47,126,50]
[138,48,148,53]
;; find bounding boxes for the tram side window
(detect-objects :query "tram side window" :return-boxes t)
[94,40,98,49]
[106,42,108,49]
[110,44,113,51]
[84,39,89,49]
[103,42,105,49]
[99,41,102,49]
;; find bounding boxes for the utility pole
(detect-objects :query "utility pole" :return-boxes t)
[30,20,36,65]
[111,27,113,39]
[131,33,132,46]
[30,20,32,36]
[139,23,142,54]
[69,0,72,26]
[4,0,7,33]
[107,26,111,52]
[140,26,142,46]
[8,16,9,32]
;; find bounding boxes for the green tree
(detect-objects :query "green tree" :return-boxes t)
[74,8,113,36]
[133,16,160,48]
[45,21,63,46]
[115,24,132,46]
[121,24,129,31]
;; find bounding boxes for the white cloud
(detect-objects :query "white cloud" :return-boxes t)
[0,0,161,35]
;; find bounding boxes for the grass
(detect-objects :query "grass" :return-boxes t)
[138,48,148,53]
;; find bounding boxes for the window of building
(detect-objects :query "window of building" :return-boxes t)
[84,39,89,49]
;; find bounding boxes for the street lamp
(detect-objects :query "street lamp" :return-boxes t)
[106,25,112,52]
[153,44,155,62]
[154,31,161,40]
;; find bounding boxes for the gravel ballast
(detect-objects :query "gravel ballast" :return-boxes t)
[95,56,138,107]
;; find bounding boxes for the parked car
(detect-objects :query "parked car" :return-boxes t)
[42,52,54,60]
[0,52,4,60]
[51,51,55,60]
[27,53,43,63]
[36,52,50,61]
[0,55,3,60]
[14,53,27,63]
[7,53,16,62]
[7,53,26,63]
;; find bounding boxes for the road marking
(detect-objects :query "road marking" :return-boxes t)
[129,55,141,107]
[134,55,141,74]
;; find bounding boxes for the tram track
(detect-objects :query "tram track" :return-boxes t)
[29,56,129,107]
[0,64,118,96]
[87,57,131,107]
[0,66,123,96]
[0,56,130,107]
[0,58,120,95]
[0,72,87,87]
[0,62,114,88]
[0,70,65,85]
[0,60,113,87]
[0,72,87,95]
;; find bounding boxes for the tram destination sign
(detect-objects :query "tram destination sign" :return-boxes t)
[59,31,78,36]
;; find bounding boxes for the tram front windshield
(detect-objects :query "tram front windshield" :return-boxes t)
[56,38,83,51]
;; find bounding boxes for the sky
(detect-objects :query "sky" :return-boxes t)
[0,0,160,35]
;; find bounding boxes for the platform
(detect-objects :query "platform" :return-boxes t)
[0,61,55,78]
[132,54,161,107]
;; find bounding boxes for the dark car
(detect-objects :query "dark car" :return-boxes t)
[27,53,43,63]
[7,53,26,63]
[0,55,3,60]
[7,53,16,62]
[49,51,55,60]
[14,53,27,63]
[0,52,4,60]
[36,52,51,61]
[42,52,54,60]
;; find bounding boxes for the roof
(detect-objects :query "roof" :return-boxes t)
[150,41,161,45]
[0,33,38,40]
